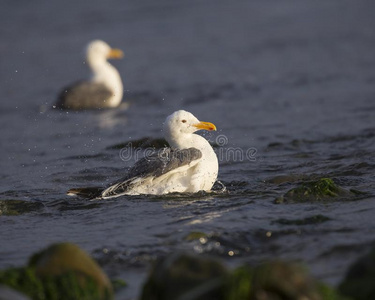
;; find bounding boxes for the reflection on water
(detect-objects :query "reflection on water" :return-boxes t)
[94,103,130,129]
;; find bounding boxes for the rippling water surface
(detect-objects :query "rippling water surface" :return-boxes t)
[1,1,374,299]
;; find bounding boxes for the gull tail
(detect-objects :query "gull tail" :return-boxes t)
[67,187,104,199]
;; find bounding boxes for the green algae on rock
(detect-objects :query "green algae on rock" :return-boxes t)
[0,200,44,216]
[224,266,253,300]
[110,278,127,292]
[250,261,342,300]
[225,261,347,300]
[140,253,228,300]
[184,231,208,242]
[0,243,113,300]
[140,253,346,300]
[339,247,375,300]
[0,267,108,300]
[30,243,113,298]
[275,178,354,203]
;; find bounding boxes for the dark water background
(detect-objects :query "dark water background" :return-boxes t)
[1,1,374,299]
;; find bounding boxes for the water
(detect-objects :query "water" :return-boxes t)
[1,0,374,299]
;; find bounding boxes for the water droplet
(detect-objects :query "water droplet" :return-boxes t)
[199,237,207,244]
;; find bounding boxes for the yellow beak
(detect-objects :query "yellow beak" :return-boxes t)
[108,48,124,59]
[193,121,217,131]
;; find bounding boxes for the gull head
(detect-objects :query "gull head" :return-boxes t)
[86,40,123,65]
[164,110,216,140]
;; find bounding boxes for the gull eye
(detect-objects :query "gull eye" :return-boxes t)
[181,120,187,123]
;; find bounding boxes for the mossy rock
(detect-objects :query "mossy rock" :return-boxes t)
[140,253,228,300]
[0,243,113,300]
[276,178,353,203]
[225,261,345,300]
[339,248,375,300]
[0,200,44,216]
[317,282,351,300]
[0,267,46,299]
[30,243,112,298]
[224,266,253,300]
[140,253,346,300]
[184,232,208,241]
[251,261,336,300]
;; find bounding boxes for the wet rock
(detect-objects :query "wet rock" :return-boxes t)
[339,247,375,300]
[0,243,113,300]
[224,266,253,300]
[274,215,331,226]
[275,178,353,203]
[140,253,228,300]
[266,174,305,185]
[0,200,44,216]
[30,243,113,298]
[225,261,344,300]
[0,267,46,299]
[140,253,344,300]
[251,261,335,300]
[184,231,208,241]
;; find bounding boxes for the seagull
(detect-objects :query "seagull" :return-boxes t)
[55,40,124,110]
[67,110,219,198]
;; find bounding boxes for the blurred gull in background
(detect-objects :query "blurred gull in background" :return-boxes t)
[55,40,124,110]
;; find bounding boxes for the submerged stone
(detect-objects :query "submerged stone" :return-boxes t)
[266,174,305,185]
[0,243,113,300]
[184,231,208,241]
[339,247,375,300]
[140,253,228,300]
[0,200,44,216]
[274,215,331,226]
[276,178,353,203]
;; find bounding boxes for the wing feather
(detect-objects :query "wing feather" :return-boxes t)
[101,147,202,197]
[56,81,113,109]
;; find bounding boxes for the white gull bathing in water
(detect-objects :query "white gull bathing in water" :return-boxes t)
[55,40,124,110]
[67,110,219,198]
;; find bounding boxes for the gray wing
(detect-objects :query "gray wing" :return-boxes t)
[56,81,113,110]
[102,147,202,197]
